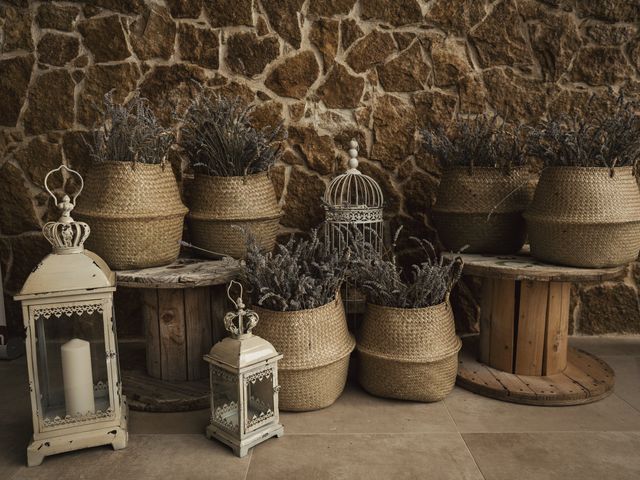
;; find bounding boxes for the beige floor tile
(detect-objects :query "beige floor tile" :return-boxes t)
[445,386,640,433]
[569,336,640,357]
[246,433,484,480]
[463,431,640,480]
[602,355,640,412]
[129,408,209,435]
[281,381,457,434]
[0,358,31,420]
[0,424,33,480]
[10,434,249,480]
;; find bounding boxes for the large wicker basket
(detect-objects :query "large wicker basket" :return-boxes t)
[433,166,535,253]
[75,161,187,270]
[358,301,461,402]
[524,166,640,268]
[187,172,281,259]
[253,296,355,412]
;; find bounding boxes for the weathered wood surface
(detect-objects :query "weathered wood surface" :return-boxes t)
[444,248,627,282]
[141,285,229,382]
[543,282,571,375]
[514,280,549,375]
[116,257,241,289]
[457,336,614,406]
[122,369,209,412]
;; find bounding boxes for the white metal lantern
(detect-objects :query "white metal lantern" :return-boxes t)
[14,165,127,467]
[204,281,283,457]
[324,139,385,316]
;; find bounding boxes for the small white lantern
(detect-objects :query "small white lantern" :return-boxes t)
[14,165,127,467]
[204,281,283,457]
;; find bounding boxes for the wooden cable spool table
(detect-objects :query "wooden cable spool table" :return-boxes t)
[445,250,626,406]
[116,257,241,412]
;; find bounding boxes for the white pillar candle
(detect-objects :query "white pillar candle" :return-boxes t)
[61,338,95,417]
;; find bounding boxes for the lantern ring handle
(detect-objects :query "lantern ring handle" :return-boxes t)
[44,164,84,206]
[226,280,244,310]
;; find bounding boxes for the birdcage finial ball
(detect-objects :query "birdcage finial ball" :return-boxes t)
[347,139,359,170]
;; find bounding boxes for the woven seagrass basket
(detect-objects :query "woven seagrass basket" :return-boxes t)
[75,161,187,270]
[357,301,461,402]
[253,295,355,411]
[187,172,281,259]
[433,166,535,253]
[524,166,640,268]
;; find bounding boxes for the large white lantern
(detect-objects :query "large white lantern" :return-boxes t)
[14,165,127,467]
[204,281,283,457]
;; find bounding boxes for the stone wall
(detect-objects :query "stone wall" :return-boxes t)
[1,0,640,336]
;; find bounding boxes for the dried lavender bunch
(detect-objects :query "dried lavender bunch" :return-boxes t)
[526,95,640,170]
[179,88,283,176]
[350,229,463,309]
[90,91,174,164]
[243,230,350,312]
[422,114,526,172]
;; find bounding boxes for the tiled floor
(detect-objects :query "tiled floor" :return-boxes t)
[1,336,639,479]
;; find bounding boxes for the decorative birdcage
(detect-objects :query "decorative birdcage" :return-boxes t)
[323,139,384,318]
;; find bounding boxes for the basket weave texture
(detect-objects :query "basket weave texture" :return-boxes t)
[75,161,187,270]
[524,166,640,267]
[187,172,281,259]
[433,166,535,253]
[254,296,355,411]
[357,302,461,402]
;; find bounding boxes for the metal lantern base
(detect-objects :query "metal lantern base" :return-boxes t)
[206,422,284,458]
[26,399,129,467]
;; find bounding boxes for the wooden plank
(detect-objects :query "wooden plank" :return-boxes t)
[142,289,161,379]
[210,285,229,344]
[478,279,494,365]
[543,282,571,375]
[185,287,212,381]
[157,289,187,381]
[116,257,240,289]
[488,279,516,372]
[515,280,549,375]
[442,249,626,283]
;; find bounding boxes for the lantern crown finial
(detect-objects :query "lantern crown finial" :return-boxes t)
[223,280,259,338]
[42,165,91,255]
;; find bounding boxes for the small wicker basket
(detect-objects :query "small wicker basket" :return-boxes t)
[187,172,281,259]
[75,161,187,270]
[433,166,535,253]
[357,301,461,402]
[525,166,640,268]
[253,295,355,412]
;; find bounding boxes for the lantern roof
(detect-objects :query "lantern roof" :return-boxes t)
[205,334,280,370]
[16,250,115,300]
[323,139,384,210]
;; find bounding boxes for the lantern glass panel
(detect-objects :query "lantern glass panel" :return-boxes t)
[211,367,239,433]
[245,368,275,431]
[33,302,111,427]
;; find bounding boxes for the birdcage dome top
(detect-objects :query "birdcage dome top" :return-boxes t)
[323,139,384,209]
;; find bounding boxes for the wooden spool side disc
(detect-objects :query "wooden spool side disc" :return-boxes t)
[122,370,209,412]
[456,336,614,406]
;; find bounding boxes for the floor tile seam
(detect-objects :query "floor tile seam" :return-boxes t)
[458,431,488,480]
[612,392,640,415]
[458,429,640,435]
[242,450,253,480]
[443,396,488,479]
